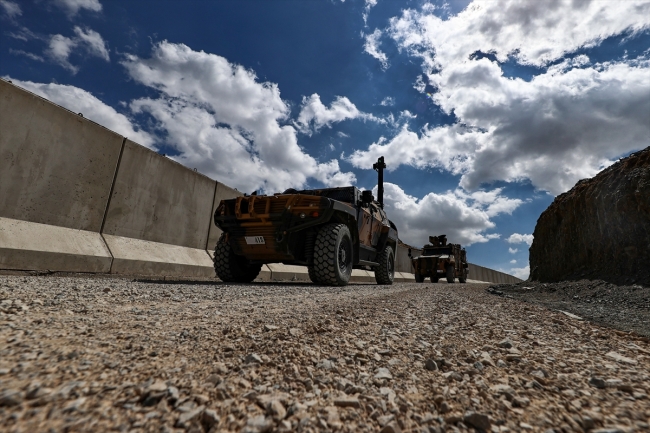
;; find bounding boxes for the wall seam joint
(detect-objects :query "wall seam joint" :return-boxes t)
[100,137,127,274]
[204,182,219,252]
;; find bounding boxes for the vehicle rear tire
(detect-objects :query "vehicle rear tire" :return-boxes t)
[415,273,424,283]
[214,234,262,283]
[446,265,455,283]
[313,223,353,286]
[375,245,395,285]
[459,269,467,283]
[431,277,439,283]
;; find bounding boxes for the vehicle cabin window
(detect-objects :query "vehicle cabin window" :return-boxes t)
[424,247,452,255]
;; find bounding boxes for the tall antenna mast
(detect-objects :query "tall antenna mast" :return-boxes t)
[373,156,386,208]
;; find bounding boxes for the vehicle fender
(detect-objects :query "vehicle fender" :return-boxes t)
[376,223,398,253]
[329,204,360,264]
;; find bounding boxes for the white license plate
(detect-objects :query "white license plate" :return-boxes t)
[245,236,265,245]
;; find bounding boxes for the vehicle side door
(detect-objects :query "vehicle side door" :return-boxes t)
[357,206,374,248]
[369,203,384,248]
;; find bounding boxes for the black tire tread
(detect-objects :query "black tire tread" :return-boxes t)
[313,223,352,286]
[375,245,394,285]
[459,268,467,283]
[214,234,262,283]
[446,264,455,283]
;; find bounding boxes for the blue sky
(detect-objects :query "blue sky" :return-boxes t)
[2,0,649,279]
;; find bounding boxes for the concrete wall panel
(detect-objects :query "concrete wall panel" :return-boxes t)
[468,263,522,284]
[0,80,123,231]
[395,243,419,273]
[266,264,311,282]
[0,217,112,273]
[206,182,242,251]
[102,140,216,250]
[103,234,214,278]
[351,269,375,283]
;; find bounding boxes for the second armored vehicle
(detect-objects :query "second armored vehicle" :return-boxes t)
[213,157,398,286]
[411,235,468,283]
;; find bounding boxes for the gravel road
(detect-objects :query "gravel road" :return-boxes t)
[486,280,650,339]
[1,275,649,433]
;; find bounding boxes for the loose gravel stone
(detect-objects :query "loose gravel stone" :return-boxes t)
[590,377,607,388]
[424,358,438,371]
[1,275,649,433]
[374,367,393,379]
[0,390,23,407]
[333,396,360,408]
[463,411,491,431]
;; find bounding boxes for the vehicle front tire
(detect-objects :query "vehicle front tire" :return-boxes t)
[375,245,395,285]
[459,269,467,283]
[214,234,262,283]
[446,265,455,283]
[313,223,353,286]
[415,273,424,283]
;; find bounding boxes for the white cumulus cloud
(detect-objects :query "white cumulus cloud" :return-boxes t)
[122,41,355,193]
[508,247,518,254]
[510,264,530,280]
[364,28,389,69]
[8,78,154,147]
[352,0,650,195]
[507,233,534,246]
[47,34,78,72]
[0,0,21,18]
[73,26,109,60]
[47,26,109,73]
[363,0,378,25]
[510,259,517,264]
[456,188,523,218]
[54,0,102,17]
[390,0,650,68]
[376,182,515,247]
[10,49,44,62]
[296,93,380,134]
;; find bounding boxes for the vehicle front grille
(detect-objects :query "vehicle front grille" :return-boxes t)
[235,194,323,221]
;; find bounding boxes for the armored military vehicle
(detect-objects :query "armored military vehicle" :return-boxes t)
[213,157,398,286]
[411,235,468,283]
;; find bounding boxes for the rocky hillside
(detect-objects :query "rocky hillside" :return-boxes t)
[529,146,650,286]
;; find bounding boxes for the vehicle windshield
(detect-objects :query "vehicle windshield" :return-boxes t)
[424,247,452,255]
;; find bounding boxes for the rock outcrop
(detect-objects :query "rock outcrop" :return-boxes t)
[529,146,650,286]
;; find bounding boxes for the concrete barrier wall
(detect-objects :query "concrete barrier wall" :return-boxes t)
[0,79,523,283]
[0,80,243,277]
[101,140,218,277]
[469,263,521,284]
[395,243,419,274]
[0,79,121,272]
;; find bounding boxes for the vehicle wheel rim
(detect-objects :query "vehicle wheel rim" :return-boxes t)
[338,239,351,273]
[388,255,394,277]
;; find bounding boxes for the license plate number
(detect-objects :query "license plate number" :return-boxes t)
[245,236,265,245]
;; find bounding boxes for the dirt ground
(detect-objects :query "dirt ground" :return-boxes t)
[1,275,649,433]
[486,280,650,339]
